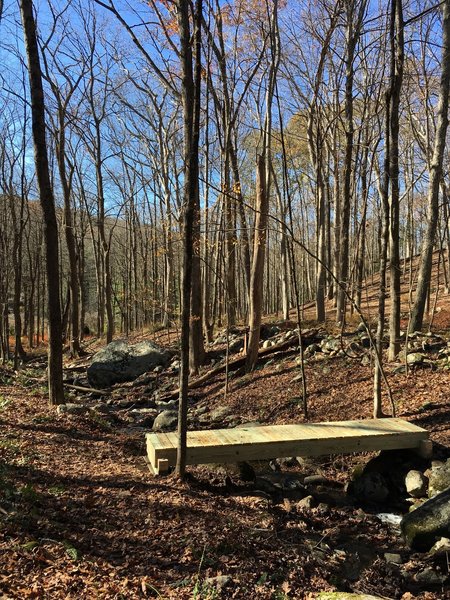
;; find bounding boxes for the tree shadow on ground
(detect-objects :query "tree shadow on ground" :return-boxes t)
[0,418,112,442]
[0,461,270,573]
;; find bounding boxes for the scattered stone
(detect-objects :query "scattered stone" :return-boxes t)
[348,341,363,354]
[228,338,244,353]
[238,462,256,481]
[359,336,371,349]
[431,459,445,469]
[428,536,450,555]
[413,566,447,586]
[408,498,427,512]
[210,406,231,421]
[131,373,157,388]
[253,476,281,496]
[384,552,403,564]
[321,337,340,353]
[291,373,303,383]
[297,495,316,509]
[405,470,428,498]
[90,402,111,414]
[155,399,178,410]
[304,343,321,358]
[260,325,280,340]
[296,456,325,474]
[56,403,89,416]
[87,340,170,388]
[203,575,232,590]
[275,456,299,468]
[428,458,450,497]
[376,513,402,527]
[361,355,371,366]
[304,474,329,485]
[127,408,157,427]
[152,410,178,431]
[255,472,306,494]
[269,459,281,471]
[316,592,385,599]
[349,472,389,504]
[280,474,307,491]
[72,376,90,388]
[352,449,431,503]
[406,352,424,366]
[401,486,450,551]
[128,408,156,416]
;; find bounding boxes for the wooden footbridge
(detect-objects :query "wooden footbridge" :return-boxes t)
[146,418,431,475]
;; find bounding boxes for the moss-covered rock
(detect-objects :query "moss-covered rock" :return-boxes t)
[428,459,450,497]
[401,486,450,550]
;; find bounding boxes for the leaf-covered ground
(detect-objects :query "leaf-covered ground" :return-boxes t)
[1,337,450,600]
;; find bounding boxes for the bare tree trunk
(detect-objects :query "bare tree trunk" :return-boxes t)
[9,192,27,367]
[246,156,267,371]
[176,0,202,478]
[230,144,251,296]
[272,165,290,321]
[374,156,390,417]
[331,129,340,304]
[20,0,64,405]
[188,0,205,375]
[336,0,367,324]
[316,170,327,322]
[410,0,450,332]
[388,0,404,361]
[56,121,81,357]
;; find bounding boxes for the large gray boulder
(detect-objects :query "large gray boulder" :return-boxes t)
[401,487,450,551]
[87,340,170,388]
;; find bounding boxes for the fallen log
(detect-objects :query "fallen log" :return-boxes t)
[64,364,92,372]
[159,330,320,401]
[64,383,108,396]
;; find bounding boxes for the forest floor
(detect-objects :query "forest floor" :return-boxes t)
[0,338,449,598]
[1,257,450,599]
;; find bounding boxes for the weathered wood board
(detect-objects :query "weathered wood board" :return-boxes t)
[146,418,430,474]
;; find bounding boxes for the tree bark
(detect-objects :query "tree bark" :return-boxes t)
[336,0,367,324]
[55,112,81,357]
[188,0,205,375]
[176,0,202,478]
[20,0,64,405]
[410,0,450,332]
[388,0,404,361]
[246,156,268,372]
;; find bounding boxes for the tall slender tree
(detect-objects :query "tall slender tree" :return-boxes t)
[20,0,64,405]
[387,0,404,361]
[410,0,450,332]
[176,0,202,477]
